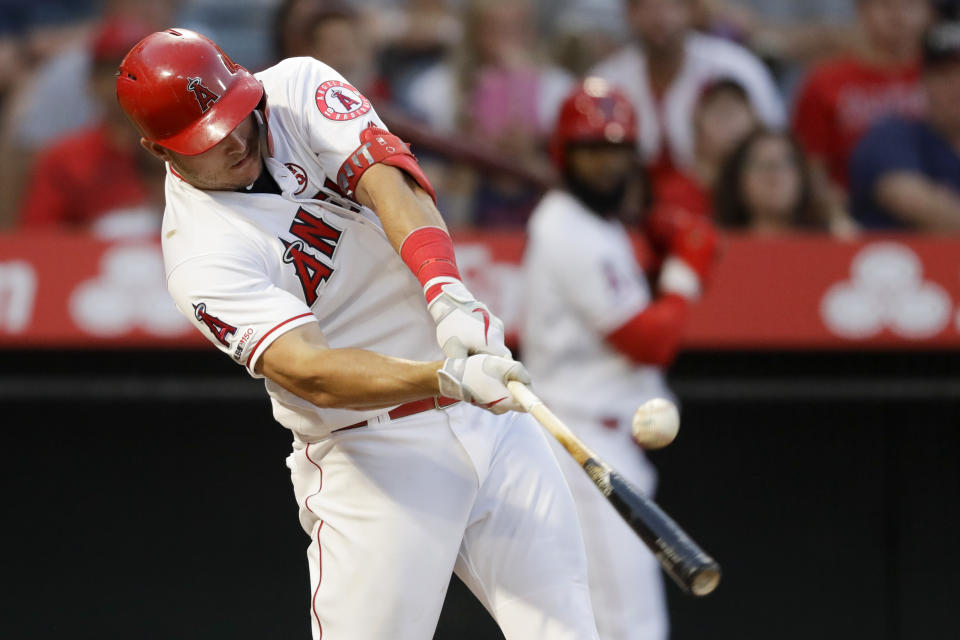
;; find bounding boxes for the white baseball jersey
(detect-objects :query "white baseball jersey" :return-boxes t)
[591,34,786,169]
[162,57,443,439]
[522,190,671,640]
[522,189,671,422]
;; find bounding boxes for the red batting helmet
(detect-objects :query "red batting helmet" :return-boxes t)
[550,77,638,168]
[116,28,264,156]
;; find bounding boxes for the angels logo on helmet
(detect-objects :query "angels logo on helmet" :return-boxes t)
[315,80,371,121]
[186,76,221,113]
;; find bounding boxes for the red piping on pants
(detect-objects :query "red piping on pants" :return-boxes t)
[306,443,324,637]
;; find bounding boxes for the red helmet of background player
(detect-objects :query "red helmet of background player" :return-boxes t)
[116,28,264,156]
[550,77,638,168]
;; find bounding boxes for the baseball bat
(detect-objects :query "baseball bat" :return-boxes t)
[507,381,721,596]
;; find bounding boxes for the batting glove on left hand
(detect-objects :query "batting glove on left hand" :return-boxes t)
[438,354,530,414]
[427,281,510,358]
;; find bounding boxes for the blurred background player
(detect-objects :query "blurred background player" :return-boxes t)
[521,78,718,640]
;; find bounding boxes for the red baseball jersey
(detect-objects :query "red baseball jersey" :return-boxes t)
[791,57,925,189]
[18,124,151,230]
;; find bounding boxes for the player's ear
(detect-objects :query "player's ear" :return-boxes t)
[141,138,172,162]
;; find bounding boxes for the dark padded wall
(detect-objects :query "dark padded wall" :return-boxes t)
[2,351,957,640]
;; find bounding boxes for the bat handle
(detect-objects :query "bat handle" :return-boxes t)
[508,380,540,412]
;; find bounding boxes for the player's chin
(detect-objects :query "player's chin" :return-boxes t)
[230,147,262,184]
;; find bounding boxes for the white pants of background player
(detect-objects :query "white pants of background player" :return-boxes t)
[287,402,599,640]
[549,414,668,640]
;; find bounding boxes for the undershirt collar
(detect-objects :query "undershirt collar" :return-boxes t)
[236,161,282,195]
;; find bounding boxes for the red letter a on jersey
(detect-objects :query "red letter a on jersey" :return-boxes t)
[290,207,342,259]
[282,239,333,306]
[192,302,237,346]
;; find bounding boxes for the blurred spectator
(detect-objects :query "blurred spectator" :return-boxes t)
[656,77,759,216]
[404,0,573,227]
[591,0,785,192]
[850,21,960,231]
[271,0,388,101]
[549,2,630,76]
[714,128,827,233]
[2,0,174,150]
[792,0,931,192]
[0,0,175,228]
[16,18,164,237]
[698,0,856,72]
[366,0,462,101]
[176,0,276,70]
[0,20,27,113]
[273,0,319,59]
[0,14,94,227]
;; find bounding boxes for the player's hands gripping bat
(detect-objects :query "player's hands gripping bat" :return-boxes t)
[438,354,530,414]
[508,381,721,596]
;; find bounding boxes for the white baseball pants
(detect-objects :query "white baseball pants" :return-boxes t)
[286,402,599,639]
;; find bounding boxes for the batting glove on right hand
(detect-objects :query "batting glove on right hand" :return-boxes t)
[438,354,530,414]
[427,281,510,358]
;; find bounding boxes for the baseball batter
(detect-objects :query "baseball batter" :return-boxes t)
[521,79,717,640]
[115,29,598,640]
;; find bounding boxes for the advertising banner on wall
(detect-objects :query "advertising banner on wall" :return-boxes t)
[0,232,958,349]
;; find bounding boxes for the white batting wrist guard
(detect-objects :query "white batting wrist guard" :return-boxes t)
[438,355,530,415]
[425,279,510,359]
[658,256,702,300]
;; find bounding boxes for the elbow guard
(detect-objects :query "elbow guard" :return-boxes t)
[605,294,691,366]
[336,125,437,203]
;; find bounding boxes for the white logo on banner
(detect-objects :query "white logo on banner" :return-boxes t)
[0,260,36,333]
[69,245,191,337]
[820,242,952,339]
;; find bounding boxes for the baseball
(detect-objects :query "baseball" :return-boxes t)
[631,398,680,449]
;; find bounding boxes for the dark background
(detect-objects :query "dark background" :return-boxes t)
[2,349,958,639]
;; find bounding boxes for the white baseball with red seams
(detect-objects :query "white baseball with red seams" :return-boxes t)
[631,398,680,449]
[161,57,598,640]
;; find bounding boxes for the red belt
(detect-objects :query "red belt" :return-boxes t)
[333,396,461,433]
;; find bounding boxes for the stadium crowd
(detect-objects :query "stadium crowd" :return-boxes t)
[1,0,959,234]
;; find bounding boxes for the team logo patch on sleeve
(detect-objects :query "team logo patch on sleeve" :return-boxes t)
[192,302,237,347]
[315,80,371,121]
